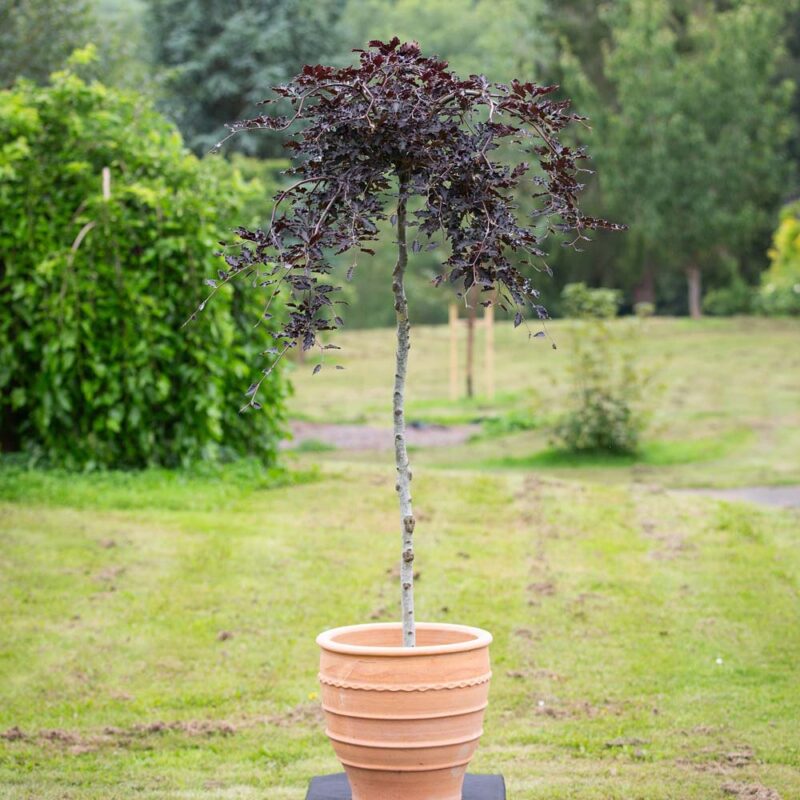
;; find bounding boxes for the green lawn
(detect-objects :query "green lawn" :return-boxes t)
[1,316,799,799]
[290,316,800,488]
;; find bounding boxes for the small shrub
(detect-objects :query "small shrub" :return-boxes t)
[554,290,651,455]
[703,278,754,316]
[554,381,645,454]
[756,283,800,316]
[560,282,621,319]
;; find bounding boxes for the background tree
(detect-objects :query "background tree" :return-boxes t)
[784,7,800,191]
[146,0,348,157]
[0,0,94,87]
[91,0,157,93]
[561,0,794,316]
[342,0,549,81]
[4,0,794,325]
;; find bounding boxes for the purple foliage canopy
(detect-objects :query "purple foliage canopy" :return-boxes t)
[190,38,623,409]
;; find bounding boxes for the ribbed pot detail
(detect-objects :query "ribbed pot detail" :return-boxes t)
[317,622,492,800]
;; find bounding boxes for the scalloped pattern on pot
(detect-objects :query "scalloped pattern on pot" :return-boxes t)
[318,670,492,692]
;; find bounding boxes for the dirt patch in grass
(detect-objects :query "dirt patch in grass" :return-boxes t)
[723,747,757,768]
[267,703,324,728]
[722,782,782,799]
[639,512,694,561]
[125,720,237,737]
[680,486,800,510]
[528,580,557,596]
[605,737,651,748]
[648,533,694,561]
[677,744,757,776]
[1,709,322,756]
[533,697,626,720]
[286,420,479,451]
[43,720,237,753]
[94,565,125,582]
[507,664,568,683]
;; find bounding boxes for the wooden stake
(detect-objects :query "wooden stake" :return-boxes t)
[449,303,458,400]
[484,301,495,401]
[102,166,111,201]
[465,288,476,399]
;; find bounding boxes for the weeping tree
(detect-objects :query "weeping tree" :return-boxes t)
[190,38,621,645]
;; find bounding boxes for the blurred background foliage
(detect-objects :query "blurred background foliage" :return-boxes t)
[758,201,800,316]
[0,49,287,468]
[2,0,798,325]
[146,0,349,157]
[1,0,799,466]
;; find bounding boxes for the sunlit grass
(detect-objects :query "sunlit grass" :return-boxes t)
[1,316,798,798]
[481,428,752,470]
[0,463,798,798]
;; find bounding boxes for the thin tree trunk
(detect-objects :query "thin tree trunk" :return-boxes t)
[465,287,476,398]
[391,174,416,647]
[633,262,656,307]
[686,265,702,319]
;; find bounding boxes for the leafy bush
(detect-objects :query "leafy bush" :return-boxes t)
[553,376,645,454]
[757,283,800,316]
[0,52,287,468]
[560,282,621,319]
[703,277,754,316]
[633,301,655,318]
[554,289,651,455]
[757,203,800,317]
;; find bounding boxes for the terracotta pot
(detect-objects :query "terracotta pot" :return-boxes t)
[317,622,492,800]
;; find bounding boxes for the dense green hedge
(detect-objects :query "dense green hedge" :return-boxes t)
[0,51,287,468]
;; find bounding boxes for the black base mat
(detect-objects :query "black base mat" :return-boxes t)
[306,773,506,799]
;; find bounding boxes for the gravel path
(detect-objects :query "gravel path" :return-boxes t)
[285,420,479,451]
[678,486,800,509]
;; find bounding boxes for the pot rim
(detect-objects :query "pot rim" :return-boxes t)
[317,621,492,657]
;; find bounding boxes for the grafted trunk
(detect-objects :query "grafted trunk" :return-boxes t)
[391,174,416,647]
[686,265,702,319]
